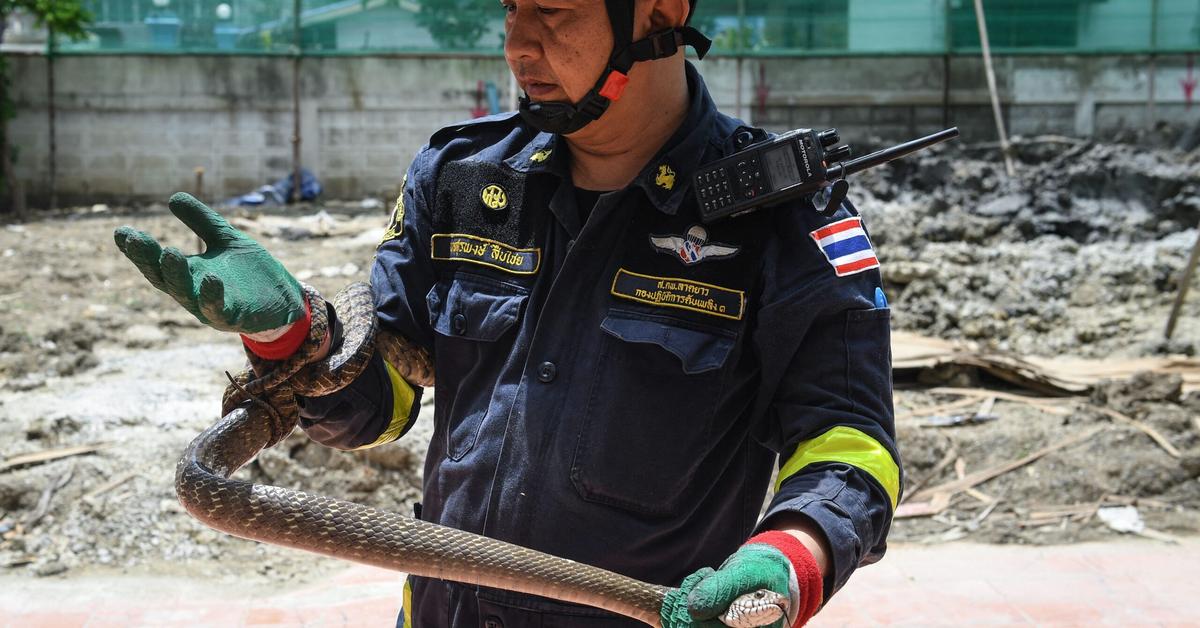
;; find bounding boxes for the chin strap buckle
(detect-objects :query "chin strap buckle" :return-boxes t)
[598,71,630,101]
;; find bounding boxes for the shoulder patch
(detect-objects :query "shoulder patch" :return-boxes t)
[809,216,879,277]
[379,174,407,247]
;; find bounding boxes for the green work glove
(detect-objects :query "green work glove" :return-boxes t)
[661,569,725,628]
[661,542,799,628]
[113,192,305,335]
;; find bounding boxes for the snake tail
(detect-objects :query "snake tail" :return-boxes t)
[176,405,670,626]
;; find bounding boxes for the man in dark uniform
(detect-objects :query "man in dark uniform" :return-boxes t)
[115,1,900,626]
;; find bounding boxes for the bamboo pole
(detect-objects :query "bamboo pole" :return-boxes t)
[1165,227,1200,341]
[47,25,57,211]
[290,0,302,204]
[972,0,1015,177]
[1148,0,1159,128]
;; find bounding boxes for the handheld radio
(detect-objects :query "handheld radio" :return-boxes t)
[692,127,960,223]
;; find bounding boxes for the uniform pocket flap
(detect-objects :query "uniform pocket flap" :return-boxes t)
[600,311,735,375]
[427,273,528,342]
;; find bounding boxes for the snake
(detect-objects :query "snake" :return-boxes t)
[176,282,788,628]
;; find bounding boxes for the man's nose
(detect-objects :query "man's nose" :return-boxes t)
[504,9,542,62]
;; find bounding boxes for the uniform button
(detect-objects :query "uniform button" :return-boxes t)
[537,361,557,383]
[451,312,467,335]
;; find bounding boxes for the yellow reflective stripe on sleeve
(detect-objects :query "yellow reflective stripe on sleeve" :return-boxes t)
[775,426,900,509]
[402,576,413,628]
[354,360,416,450]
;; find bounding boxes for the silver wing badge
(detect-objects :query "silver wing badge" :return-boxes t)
[649,225,740,266]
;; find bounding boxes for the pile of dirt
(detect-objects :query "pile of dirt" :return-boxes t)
[0,323,103,390]
[0,209,415,581]
[860,136,1200,358]
[0,133,1198,584]
[893,372,1200,545]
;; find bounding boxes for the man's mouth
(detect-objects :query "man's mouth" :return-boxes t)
[520,79,561,99]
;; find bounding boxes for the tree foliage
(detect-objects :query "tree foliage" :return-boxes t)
[2,0,92,42]
[414,0,495,50]
[1,0,92,213]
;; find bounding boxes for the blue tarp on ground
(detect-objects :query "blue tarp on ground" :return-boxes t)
[226,169,322,206]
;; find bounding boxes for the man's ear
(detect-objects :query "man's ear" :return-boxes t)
[640,0,690,36]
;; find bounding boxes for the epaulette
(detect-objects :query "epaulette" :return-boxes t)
[428,111,523,149]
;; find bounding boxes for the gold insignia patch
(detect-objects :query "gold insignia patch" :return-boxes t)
[379,175,407,246]
[611,268,744,320]
[431,233,541,275]
[530,149,552,163]
[480,184,508,210]
[655,164,676,191]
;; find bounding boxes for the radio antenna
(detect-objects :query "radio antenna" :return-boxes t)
[826,127,960,180]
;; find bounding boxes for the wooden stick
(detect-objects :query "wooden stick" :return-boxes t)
[0,443,110,472]
[1088,405,1181,458]
[895,492,953,519]
[83,471,138,502]
[1138,528,1181,544]
[901,445,959,504]
[954,457,996,503]
[928,387,1075,405]
[897,397,980,420]
[971,497,1002,527]
[23,465,74,528]
[911,426,1106,502]
[973,0,1016,177]
[1165,225,1200,340]
[927,387,1073,414]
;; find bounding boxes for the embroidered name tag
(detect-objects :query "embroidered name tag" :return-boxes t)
[431,233,541,275]
[611,269,744,320]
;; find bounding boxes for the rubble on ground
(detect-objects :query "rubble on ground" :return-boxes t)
[0,132,1198,582]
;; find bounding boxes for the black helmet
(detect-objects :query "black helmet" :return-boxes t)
[518,0,712,135]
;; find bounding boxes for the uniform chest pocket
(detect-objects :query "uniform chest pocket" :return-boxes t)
[427,272,528,460]
[570,309,737,517]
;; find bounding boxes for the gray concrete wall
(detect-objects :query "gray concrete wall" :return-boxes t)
[6,52,1197,207]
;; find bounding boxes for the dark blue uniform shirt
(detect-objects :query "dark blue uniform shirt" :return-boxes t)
[300,62,900,628]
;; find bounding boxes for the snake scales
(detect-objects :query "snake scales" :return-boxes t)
[175,283,785,628]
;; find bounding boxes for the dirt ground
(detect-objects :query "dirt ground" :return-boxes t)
[0,132,1198,585]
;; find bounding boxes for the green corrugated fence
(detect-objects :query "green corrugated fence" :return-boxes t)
[51,0,1200,55]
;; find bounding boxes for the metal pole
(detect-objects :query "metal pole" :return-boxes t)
[1147,0,1159,129]
[47,25,58,211]
[972,0,1015,177]
[1165,227,1200,341]
[736,0,745,121]
[942,0,952,130]
[290,0,302,204]
[736,58,743,122]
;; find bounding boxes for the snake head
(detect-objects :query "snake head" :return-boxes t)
[719,589,789,628]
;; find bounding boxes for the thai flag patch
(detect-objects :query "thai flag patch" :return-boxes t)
[809,217,880,277]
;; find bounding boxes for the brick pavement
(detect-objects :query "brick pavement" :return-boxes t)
[1,540,1196,627]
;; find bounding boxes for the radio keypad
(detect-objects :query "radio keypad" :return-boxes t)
[735,157,765,200]
[697,167,734,215]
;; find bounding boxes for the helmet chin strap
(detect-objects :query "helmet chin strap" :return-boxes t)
[518,4,712,136]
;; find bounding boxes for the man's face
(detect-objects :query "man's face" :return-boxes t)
[502,0,615,104]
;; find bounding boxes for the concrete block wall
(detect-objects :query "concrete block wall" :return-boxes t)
[5,52,1197,207]
[748,54,1198,142]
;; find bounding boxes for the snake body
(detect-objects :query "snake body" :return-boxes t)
[176,283,784,628]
